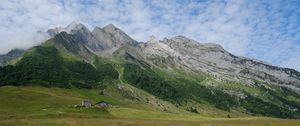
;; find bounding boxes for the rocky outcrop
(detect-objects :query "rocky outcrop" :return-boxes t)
[135,35,300,90]
[48,23,137,56]
[22,22,300,91]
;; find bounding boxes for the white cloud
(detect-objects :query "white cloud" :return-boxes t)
[0,31,50,53]
[0,0,299,71]
[284,55,300,72]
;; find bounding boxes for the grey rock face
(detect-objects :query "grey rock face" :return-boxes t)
[92,24,138,55]
[48,23,137,56]
[52,31,94,62]
[47,22,300,91]
[137,35,300,90]
[47,22,85,36]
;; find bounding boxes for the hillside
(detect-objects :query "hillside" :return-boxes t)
[0,49,24,66]
[2,86,300,126]
[0,22,300,121]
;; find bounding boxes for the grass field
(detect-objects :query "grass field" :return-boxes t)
[0,86,300,126]
[1,117,300,126]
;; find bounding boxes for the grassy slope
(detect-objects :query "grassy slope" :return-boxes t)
[0,33,299,124]
[0,86,300,126]
[2,45,298,118]
[156,63,300,117]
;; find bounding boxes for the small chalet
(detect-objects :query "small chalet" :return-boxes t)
[82,99,92,108]
[95,101,111,108]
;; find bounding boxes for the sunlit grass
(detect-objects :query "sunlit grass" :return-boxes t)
[0,86,299,126]
[1,117,300,126]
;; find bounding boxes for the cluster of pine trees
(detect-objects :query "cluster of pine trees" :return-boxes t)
[0,46,118,88]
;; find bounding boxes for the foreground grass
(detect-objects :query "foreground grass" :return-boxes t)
[0,86,300,126]
[1,117,300,126]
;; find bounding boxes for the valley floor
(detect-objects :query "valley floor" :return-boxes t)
[1,117,300,126]
[0,86,299,126]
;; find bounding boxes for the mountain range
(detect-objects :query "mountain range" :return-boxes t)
[0,22,300,118]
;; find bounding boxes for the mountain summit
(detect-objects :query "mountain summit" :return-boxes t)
[1,22,300,118]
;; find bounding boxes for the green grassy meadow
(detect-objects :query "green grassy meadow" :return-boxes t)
[0,86,300,126]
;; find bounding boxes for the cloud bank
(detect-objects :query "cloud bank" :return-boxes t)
[0,0,299,71]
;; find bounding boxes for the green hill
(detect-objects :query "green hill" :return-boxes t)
[1,86,300,126]
[1,32,300,118]
[1,25,300,125]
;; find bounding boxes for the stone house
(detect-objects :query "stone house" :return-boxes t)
[81,99,92,108]
[95,101,111,108]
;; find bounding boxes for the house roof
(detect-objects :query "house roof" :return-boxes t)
[95,101,110,104]
[82,99,91,102]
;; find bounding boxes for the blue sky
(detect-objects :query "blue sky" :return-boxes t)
[0,0,299,71]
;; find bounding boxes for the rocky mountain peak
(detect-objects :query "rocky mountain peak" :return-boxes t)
[66,21,85,31]
[47,22,90,37]
[168,35,225,52]
[103,24,118,32]
[135,34,300,91]
[170,35,189,40]
[101,24,134,42]
[92,24,137,52]
[149,35,157,43]
[44,22,300,88]
[47,22,138,54]
[203,43,225,52]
